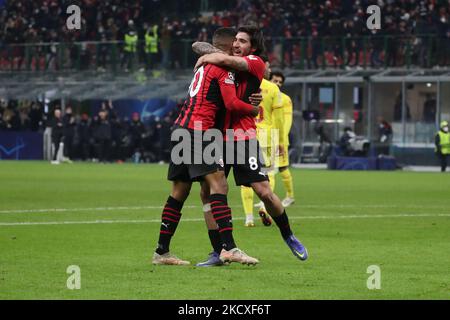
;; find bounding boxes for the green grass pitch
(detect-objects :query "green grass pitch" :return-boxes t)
[0,161,449,299]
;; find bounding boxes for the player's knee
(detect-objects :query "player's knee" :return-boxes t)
[215,179,228,195]
[206,172,228,195]
[253,183,273,203]
[171,182,192,202]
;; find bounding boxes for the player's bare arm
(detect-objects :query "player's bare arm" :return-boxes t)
[192,42,224,56]
[194,53,248,72]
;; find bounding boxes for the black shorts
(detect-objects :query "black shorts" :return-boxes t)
[224,139,269,186]
[167,127,224,182]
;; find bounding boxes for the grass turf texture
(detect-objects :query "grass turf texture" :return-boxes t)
[0,161,449,299]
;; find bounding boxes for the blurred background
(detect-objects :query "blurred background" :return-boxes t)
[0,0,449,166]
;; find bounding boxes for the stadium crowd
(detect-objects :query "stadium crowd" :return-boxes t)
[0,98,179,163]
[0,0,449,70]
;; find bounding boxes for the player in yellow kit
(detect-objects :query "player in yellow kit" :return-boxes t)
[240,56,284,227]
[270,71,295,207]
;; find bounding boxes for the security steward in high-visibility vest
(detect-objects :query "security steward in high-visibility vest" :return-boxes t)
[145,25,159,70]
[435,120,450,172]
[121,22,138,71]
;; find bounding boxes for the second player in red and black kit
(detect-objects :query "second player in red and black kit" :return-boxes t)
[168,62,258,182]
[224,54,269,186]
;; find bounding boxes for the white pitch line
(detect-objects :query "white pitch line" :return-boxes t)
[0,213,449,227]
[0,204,448,215]
[0,205,197,214]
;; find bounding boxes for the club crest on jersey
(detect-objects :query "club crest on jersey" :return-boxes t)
[224,72,235,85]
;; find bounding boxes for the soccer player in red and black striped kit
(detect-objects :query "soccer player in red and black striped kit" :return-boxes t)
[193,26,308,267]
[152,28,261,266]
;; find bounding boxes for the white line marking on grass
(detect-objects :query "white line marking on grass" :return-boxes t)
[1,204,448,215]
[0,205,197,214]
[1,213,449,226]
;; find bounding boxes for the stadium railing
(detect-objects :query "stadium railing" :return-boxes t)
[0,35,448,73]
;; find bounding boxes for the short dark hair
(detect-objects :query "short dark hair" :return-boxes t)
[237,25,266,56]
[270,71,285,83]
[213,27,237,42]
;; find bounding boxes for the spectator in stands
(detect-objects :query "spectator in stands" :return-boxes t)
[370,29,384,68]
[1,0,450,71]
[160,19,172,69]
[96,25,109,72]
[309,30,322,69]
[436,7,450,67]
[344,19,361,68]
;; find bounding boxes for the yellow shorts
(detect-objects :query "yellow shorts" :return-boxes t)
[275,145,289,168]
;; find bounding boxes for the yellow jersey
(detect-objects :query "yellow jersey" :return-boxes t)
[281,92,293,146]
[256,79,284,148]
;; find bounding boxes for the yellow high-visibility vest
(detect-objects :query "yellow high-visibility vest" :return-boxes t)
[437,131,450,154]
[124,33,138,52]
[145,25,158,53]
[145,33,158,53]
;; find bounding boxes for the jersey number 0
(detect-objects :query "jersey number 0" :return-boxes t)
[189,66,204,98]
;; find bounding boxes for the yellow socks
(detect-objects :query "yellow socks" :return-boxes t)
[280,168,294,198]
[268,171,276,191]
[241,186,254,217]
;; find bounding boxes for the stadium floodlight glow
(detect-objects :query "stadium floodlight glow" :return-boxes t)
[426,83,432,88]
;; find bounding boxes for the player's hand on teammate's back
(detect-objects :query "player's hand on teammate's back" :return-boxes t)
[194,55,207,72]
[250,105,259,117]
[278,145,285,156]
[249,92,262,106]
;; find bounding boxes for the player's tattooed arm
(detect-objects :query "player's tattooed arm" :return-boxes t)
[192,42,222,56]
[194,53,248,72]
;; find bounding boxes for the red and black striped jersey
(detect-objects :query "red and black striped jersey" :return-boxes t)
[228,55,266,141]
[174,64,255,131]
